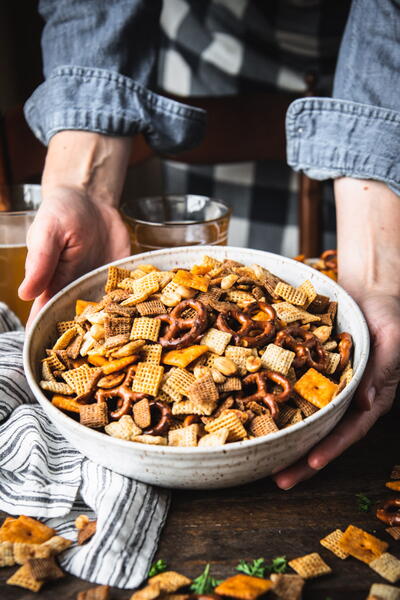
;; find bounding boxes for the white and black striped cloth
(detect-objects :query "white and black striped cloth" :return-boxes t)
[0,302,170,589]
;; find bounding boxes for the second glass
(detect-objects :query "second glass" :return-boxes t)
[121,195,231,253]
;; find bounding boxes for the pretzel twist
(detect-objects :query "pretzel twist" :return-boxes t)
[337,332,353,372]
[275,326,327,371]
[95,385,147,419]
[239,369,292,419]
[321,249,338,271]
[216,301,276,348]
[376,498,400,526]
[145,401,173,435]
[158,299,208,349]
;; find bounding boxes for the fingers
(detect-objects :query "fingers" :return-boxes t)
[18,216,63,301]
[354,329,400,412]
[274,457,318,490]
[25,292,52,331]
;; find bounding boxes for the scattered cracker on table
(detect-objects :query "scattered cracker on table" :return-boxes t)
[215,573,272,600]
[369,583,400,600]
[270,573,305,600]
[148,570,191,592]
[288,552,332,579]
[320,529,349,559]
[77,584,111,600]
[6,563,44,592]
[339,525,388,564]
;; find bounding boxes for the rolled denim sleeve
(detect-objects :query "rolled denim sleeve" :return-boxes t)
[286,0,400,195]
[24,0,205,153]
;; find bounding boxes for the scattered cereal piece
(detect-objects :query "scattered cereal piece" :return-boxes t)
[141,344,163,365]
[6,563,44,592]
[168,424,199,447]
[13,542,45,564]
[77,584,111,600]
[339,525,388,564]
[275,282,308,306]
[132,363,164,397]
[320,529,349,559]
[198,428,229,447]
[386,528,400,541]
[0,541,15,567]
[288,552,331,579]
[27,556,64,581]
[201,328,232,355]
[80,402,109,429]
[105,415,142,440]
[260,344,295,375]
[133,398,152,429]
[130,317,161,342]
[369,583,400,600]
[132,435,167,445]
[148,570,192,592]
[205,410,247,442]
[78,520,97,545]
[369,553,400,583]
[249,413,278,437]
[130,582,161,600]
[215,573,273,600]
[270,573,304,600]
[105,266,131,293]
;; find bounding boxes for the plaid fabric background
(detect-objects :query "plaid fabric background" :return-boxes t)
[145,0,351,255]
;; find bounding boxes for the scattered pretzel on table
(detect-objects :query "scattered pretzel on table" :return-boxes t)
[39,252,354,447]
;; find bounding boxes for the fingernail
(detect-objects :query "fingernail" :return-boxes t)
[367,387,376,410]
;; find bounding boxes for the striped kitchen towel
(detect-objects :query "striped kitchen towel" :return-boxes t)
[0,302,170,589]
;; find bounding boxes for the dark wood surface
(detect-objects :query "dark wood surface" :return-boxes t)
[1,406,398,600]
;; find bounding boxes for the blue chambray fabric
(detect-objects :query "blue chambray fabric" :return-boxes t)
[287,0,400,195]
[25,0,400,192]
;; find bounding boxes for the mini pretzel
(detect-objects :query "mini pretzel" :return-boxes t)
[275,326,327,371]
[216,301,276,348]
[158,299,208,349]
[337,332,353,372]
[239,369,292,419]
[376,499,400,526]
[321,249,337,271]
[95,385,147,419]
[145,401,172,435]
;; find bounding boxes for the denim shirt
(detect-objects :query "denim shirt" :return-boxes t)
[25,0,400,193]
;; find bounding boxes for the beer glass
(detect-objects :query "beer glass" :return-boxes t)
[0,185,41,324]
[121,195,231,253]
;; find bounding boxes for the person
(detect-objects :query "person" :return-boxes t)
[19,0,400,489]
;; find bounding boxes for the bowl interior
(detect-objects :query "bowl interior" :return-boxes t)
[24,246,370,455]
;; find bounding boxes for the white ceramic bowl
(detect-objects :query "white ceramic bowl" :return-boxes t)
[24,247,369,489]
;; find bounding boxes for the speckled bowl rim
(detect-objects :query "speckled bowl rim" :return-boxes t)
[24,246,370,456]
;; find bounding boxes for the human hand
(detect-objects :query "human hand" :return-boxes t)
[274,178,400,489]
[18,187,131,326]
[18,131,132,327]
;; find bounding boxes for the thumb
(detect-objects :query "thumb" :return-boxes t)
[355,327,400,411]
[18,217,63,302]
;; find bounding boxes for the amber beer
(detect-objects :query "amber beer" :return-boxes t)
[0,244,31,323]
[0,185,40,325]
[121,195,231,253]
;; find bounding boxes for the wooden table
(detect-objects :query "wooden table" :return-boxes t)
[1,405,399,600]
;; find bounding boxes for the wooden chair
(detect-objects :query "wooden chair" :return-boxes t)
[0,99,322,256]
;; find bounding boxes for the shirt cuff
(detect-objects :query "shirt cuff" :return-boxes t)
[286,97,400,195]
[24,66,206,153]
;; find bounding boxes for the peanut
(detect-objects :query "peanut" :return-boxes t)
[193,365,212,380]
[160,292,181,307]
[245,355,262,373]
[75,514,90,530]
[220,274,239,290]
[175,285,196,299]
[210,367,227,384]
[213,356,238,376]
[89,324,105,340]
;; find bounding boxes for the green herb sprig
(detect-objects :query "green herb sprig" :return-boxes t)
[190,564,223,594]
[265,556,287,574]
[148,559,167,578]
[356,493,372,513]
[236,558,267,578]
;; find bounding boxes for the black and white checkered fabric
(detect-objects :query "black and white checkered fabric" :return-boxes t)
[0,303,169,589]
[153,0,351,254]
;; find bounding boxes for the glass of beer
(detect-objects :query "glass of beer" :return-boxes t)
[0,185,41,324]
[121,195,231,253]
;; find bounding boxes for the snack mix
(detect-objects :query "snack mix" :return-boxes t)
[39,255,353,447]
